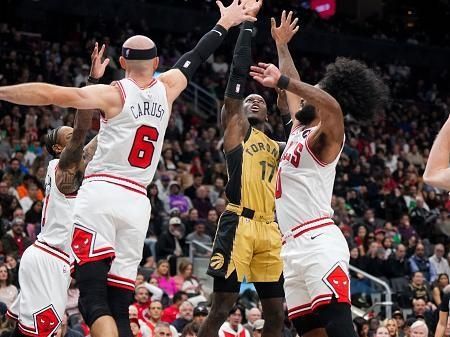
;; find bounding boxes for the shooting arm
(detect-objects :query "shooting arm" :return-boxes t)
[423,117,450,190]
[221,22,254,152]
[83,135,98,165]
[56,109,93,194]
[277,44,302,120]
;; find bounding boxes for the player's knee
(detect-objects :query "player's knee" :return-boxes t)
[76,260,112,326]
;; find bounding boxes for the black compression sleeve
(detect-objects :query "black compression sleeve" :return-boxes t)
[225,21,254,99]
[173,25,227,81]
[281,113,293,137]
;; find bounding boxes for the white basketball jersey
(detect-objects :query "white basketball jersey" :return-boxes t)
[38,159,76,254]
[275,125,344,234]
[85,78,170,187]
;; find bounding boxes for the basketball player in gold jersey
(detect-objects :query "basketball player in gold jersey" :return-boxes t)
[198,3,298,337]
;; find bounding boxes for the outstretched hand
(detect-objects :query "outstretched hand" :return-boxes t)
[216,0,258,29]
[250,63,282,88]
[90,42,110,80]
[271,10,299,45]
[241,0,263,18]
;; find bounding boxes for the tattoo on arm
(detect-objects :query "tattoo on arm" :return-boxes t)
[83,135,98,165]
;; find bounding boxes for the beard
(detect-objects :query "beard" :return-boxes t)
[295,104,317,125]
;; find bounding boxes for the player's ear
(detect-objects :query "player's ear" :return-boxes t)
[153,57,159,72]
[119,56,127,70]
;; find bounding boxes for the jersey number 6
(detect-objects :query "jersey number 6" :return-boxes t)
[128,125,159,169]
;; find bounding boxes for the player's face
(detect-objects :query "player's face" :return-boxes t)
[243,94,267,124]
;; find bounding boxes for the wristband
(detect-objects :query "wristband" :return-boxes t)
[87,76,99,84]
[277,75,290,90]
[212,24,228,36]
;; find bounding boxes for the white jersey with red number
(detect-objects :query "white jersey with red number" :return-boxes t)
[85,77,170,187]
[38,159,76,254]
[275,125,344,234]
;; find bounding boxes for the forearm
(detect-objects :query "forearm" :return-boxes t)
[424,117,450,190]
[277,44,302,117]
[435,322,446,337]
[0,83,59,106]
[173,24,228,81]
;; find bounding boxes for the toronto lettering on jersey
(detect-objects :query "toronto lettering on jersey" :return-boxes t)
[245,141,279,158]
[130,101,165,120]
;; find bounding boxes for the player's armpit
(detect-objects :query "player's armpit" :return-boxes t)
[307,128,344,165]
[158,69,188,106]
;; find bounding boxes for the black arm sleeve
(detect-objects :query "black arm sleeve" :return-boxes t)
[281,113,293,138]
[173,24,228,81]
[224,21,254,99]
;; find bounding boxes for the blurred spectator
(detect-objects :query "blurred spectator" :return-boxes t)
[55,314,83,337]
[383,318,399,337]
[432,273,449,307]
[191,186,212,219]
[406,271,432,303]
[243,307,262,335]
[205,209,218,237]
[172,301,194,332]
[374,326,389,337]
[409,243,437,283]
[153,322,174,337]
[430,244,450,278]
[129,306,151,337]
[214,198,226,217]
[181,321,200,337]
[130,318,142,337]
[156,217,187,276]
[166,181,192,216]
[66,279,80,317]
[218,305,250,337]
[192,306,208,325]
[173,260,205,304]
[147,183,165,237]
[252,319,264,337]
[409,320,428,337]
[407,298,435,330]
[185,222,212,257]
[0,263,17,308]
[161,291,188,324]
[152,260,178,299]
[141,300,163,336]
[184,173,203,200]
[209,177,225,205]
[392,311,405,337]
[2,218,31,259]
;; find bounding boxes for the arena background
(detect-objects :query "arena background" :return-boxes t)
[0,0,450,336]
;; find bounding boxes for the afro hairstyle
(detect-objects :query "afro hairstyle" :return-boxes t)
[319,57,389,121]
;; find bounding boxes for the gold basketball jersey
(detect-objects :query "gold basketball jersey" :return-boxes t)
[225,127,280,215]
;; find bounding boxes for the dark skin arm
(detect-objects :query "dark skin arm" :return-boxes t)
[56,110,93,194]
[250,63,344,163]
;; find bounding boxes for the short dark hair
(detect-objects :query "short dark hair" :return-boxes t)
[45,127,62,157]
[173,291,188,304]
[319,57,389,121]
[228,304,244,317]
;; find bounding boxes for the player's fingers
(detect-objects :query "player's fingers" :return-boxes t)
[91,42,98,58]
[216,1,225,12]
[290,17,299,28]
[102,58,110,68]
[293,26,300,34]
[281,10,286,23]
[257,62,270,69]
[287,11,293,24]
[252,76,265,85]
[250,66,264,74]
[271,17,276,30]
[98,44,106,58]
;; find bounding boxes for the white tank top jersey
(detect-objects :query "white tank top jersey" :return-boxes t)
[85,78,170,187]
[275,125,344,234]
[38,159,76,254]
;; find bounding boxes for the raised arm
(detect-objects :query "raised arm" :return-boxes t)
[423,116,450,190]
[56,43,109,194]
[250,63,344,162]
[272,11,301,120]
[158,0,259,106]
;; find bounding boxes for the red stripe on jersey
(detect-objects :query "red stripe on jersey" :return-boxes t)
[116,81,126,104]
[42,194,50,226]
[84,173,145,189]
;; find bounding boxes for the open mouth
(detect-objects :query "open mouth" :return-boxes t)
[250,104,260,112]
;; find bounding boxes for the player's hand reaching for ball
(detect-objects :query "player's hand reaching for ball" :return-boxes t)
[271,10,300,45]
[90,42,110,80]
[217,0,258,30]
[250,63,282,88]
[241,0,263,18]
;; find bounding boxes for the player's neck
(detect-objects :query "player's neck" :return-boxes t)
[252,121,265,132]
[126,70,155,87]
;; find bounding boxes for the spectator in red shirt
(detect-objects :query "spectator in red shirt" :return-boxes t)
[161,291,188,323]
[2,217,31,258]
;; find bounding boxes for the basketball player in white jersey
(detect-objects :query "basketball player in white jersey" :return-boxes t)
[250,38,388,336]
[5,45,107,337]
[0,3,258,337]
